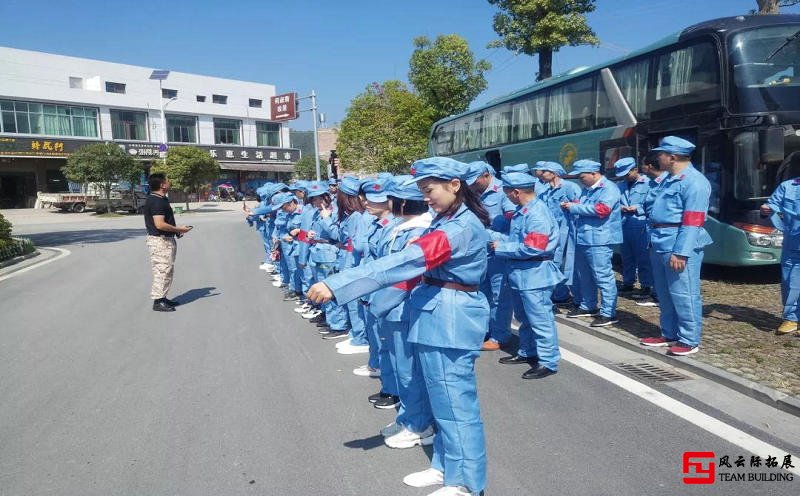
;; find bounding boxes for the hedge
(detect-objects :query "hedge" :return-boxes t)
[0,238,36,262]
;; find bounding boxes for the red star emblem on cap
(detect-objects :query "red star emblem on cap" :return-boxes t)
[522,208,528,214]
[410,167,417,175]
[372,184,381,191]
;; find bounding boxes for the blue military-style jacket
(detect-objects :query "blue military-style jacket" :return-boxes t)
[308,208,340,265]
[283,205,304,257]
[323,204,490,350]
[481,177,516,233]
[568,178,623,246]
[648,165,712,257]
[766,177,800,252]
[493,198,564,290]
[618,175,650,230]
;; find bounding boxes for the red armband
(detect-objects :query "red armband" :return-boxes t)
[523,233,549,250]
[594,202,611,218]
[682,211,705,227]
[412,230,452,270]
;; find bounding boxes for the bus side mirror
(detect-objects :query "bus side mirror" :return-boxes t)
[759,127,784,165]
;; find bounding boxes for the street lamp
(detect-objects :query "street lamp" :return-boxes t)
[148,69,170,146]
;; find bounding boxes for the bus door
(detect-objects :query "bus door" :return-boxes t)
[484,149,502,176]
[599,134,638,176]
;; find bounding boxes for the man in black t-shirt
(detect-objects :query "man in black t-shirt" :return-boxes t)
[143,173,193,312]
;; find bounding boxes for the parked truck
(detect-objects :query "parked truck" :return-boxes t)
[37,192,98,212]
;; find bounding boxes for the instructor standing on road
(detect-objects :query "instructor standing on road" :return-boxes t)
[143,173,193,312]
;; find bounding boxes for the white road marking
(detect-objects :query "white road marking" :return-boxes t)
[0,247,71,282]
[561,348,800,475]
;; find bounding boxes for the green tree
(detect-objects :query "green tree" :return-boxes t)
[62,143,141,214]
[488,0,599,81]
[157,146,221,210]
[293,154,329,181]
[755,0,800,13]
[337,81,434,175]
[408,34,491,121]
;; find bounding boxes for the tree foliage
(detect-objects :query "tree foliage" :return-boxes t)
[293,154,329,181]
[755,0,800,14]
[487,0,599,80]
[337,81,435,175]
[62,143,141,213]
[408,34,491,121]
[154,146,221,210]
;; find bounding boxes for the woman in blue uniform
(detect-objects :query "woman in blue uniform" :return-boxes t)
[308,157,490,496]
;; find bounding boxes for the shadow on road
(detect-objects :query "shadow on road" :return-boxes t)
[172,287,220,305]
[703,303,782,333]
[343,434,385,450]
[26,228,146,247]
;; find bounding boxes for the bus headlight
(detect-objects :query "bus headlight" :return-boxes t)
[734,223,783,248]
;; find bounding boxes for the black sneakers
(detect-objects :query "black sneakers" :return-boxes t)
[369,391,392,404]
[152,299,175,312]
[374,395,400,409]
[565,307,598,318]
[590,315,619,327]
[321,330,349,340]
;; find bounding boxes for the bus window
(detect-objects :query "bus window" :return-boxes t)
[595,76,617,129]
[611,58,650,119]
[432,122,454,155]
[511,93,545,142]
[547,77,594,136]
[482,104,512,148]
[453,116,471,152]
[653,42,720,113]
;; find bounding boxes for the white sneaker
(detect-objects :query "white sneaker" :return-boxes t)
[294,304,312,313]
[335,338,353,349]
[385,426,434,449]
[427,486,478,496]
[353,365,380,377]
[302,309,322,319]
[403,468,444,488]
[271,281,285,287]
[271,274,282,281]
[380,421,403,437]
[259,263,271,271]
[336,343,370,355]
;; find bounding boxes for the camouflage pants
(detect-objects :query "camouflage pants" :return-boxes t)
[146,235,177,299]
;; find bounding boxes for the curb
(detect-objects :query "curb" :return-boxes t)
[0,250,40,270]
[555,315,800,418]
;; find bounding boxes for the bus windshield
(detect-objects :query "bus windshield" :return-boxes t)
[730,25,800,113]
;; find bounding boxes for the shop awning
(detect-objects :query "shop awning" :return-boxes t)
[218,162,295,172]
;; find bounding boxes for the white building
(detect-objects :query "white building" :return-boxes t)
[0,46,299,208]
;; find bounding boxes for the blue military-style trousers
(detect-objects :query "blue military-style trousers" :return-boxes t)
[575,244,618,318]
[386,320,433,433]
[650,249,704,347]
[621,226,653,288]
[513,287,560,371]
[781,249,800,322]
[376,318,398,396]
[552,220,573,302]
[314,263,348,331]
[418,345,486,494]
[364,308,380,370]
[480,255,513,343]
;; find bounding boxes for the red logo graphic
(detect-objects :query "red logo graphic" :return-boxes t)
[683,452,716,485]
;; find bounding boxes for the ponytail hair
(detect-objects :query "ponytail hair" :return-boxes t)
[433,179,490,227]
[337,190,364,222]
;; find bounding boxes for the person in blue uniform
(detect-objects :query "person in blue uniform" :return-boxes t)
[561,159,622,327]
[308,157,490,496]
[763,177,800,335]
[639,136,712,356]
[292,181,318,313]
[493,172,563,379]
[531,160,551,195]
[277,192,305,300]
[614,157,653,299]
[373,175,436,448]
[466,161,515,351]
[633,155,667,308]
[533,161,582,305]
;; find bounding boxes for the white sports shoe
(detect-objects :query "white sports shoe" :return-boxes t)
[353,365,380,377]
[335,338,353,349]
[271,274,282,281]
[271,281,285,287]
[427,486,479,496]
[294,304,312,313]
[302,309,322,319]
[336,343,369,355]
[259,263,271,271]
[385,426,434,449]
[380,421,403,437]
[402,468,444,488]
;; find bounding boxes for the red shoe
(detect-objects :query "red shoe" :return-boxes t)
[640,337,676,347]
[668,343,699,356]
[481,340,501,351]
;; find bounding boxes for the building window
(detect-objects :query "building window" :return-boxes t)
[196,95,206,102]
[249,98,263,108]
[214,118,240,144]
[0,99,98,137]
[212,94,227,104]
[256,122,280,146]
[110,110,148,140]
[167,114,197,143]
[69,77,83,89]
[162,88,178,99]
[105,81,126,94]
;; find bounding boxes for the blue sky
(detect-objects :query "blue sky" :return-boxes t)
[1,0,798,131]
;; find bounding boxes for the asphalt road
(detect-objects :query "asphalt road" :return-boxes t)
[1,209,798,496]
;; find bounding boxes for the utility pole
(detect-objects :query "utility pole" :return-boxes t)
[298,90,322,181]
